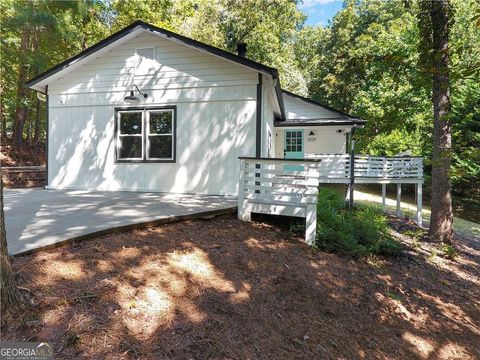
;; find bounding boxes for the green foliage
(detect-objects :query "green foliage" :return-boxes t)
[364,129,423,157]
[2,0,478,201]
[305,0,480,201]
[438,243,459,260]
[315,188,402,258]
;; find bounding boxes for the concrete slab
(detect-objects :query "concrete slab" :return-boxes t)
[4,188,237,255]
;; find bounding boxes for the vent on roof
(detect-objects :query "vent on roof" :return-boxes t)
[136,47,155,75]
[137,47,154,59]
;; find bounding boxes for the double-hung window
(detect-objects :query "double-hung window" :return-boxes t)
[116,107,176,162]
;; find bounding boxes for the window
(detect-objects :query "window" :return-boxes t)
[116,107,176,162]
[285,130,303,153]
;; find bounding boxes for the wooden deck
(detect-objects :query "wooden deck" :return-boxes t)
[237,155,424,243]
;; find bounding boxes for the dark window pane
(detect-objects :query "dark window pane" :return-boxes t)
[120,112,142,134]
[149,136,172,159]
[150,111,172,134]
[119,136,142,159]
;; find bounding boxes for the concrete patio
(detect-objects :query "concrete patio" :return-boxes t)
[4,188,237,255]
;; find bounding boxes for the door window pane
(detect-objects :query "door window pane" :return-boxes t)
[286,131,303,153]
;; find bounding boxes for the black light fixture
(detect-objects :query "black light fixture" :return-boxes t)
[309,130,315,136]
[124,84,148,103]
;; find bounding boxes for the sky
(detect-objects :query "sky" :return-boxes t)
[298,0,344,27]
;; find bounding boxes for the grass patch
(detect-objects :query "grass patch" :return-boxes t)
[315,188,402,258]
[439,243,459,260]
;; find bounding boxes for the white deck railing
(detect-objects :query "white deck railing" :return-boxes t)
[238,155,424,244]
[238,157,322,244]
[305,154,423,182]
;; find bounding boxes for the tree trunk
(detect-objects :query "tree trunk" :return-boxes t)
[0,179,23,321]
[0,83,5,141]
[429,0,454,243]
[33,97,41,146]
[12,28,31,146]
[26,109,33,145]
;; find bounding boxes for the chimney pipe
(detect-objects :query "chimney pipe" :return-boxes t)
[237,43,247,58]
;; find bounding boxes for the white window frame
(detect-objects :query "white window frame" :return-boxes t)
[115,106,176,163]
[116,110,144,161]
[146,109,175,161]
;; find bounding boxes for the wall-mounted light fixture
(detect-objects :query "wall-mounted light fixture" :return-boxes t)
[309,130,315,136]
[124,84,148,103]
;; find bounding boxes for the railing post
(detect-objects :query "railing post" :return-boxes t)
[348,140,355,210]
[416,182,423,227]
[396,183,402,217]
[382,183,386,210]
[305,203,317,245]
[238,159,250,221]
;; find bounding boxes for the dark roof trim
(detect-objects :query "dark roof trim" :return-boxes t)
[282,89,361,121]
[25,21,281,110]
[26,20,277,85]
[274,82,286,121]
[274,119,366,127]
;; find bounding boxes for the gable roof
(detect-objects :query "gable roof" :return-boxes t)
[25,20,286,119]
[278,90,365,127]
[25,20,362,126]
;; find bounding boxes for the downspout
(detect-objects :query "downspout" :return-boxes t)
[255,74,262,193]
[45,85,49,188]
[256,73,262,157]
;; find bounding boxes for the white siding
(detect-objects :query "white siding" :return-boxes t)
[284,93,340,120]
[47,30,259,195]
[261,76,275,158]
[274,126,350,158]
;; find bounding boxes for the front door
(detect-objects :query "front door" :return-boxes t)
[284,130,304,171]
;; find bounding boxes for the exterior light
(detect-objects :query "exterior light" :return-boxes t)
[124,84,148,103]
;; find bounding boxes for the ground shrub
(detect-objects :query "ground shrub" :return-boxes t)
[438,243,459,260]
[315,188,402,257]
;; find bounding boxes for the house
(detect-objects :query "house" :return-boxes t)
[26,20,365,196]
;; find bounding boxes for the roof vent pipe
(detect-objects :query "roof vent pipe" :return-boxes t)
[236,43,247,57]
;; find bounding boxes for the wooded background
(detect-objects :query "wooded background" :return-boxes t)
[1,0,479,201]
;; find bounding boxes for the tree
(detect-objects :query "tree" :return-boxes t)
[428,0,454,243]
[0,178,24,323]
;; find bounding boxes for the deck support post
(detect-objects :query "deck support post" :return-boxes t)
[416,182,423,227]
[238,159,251,221]
[305,203,317,245]
[381,183,386,210]
[348,138,355,210]
[396,183,402,217]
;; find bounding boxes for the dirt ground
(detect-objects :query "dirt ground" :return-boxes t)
[3,214,480,359]
[0,142,46,167]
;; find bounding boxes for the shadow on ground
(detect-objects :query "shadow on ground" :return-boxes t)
[4,214,480,359]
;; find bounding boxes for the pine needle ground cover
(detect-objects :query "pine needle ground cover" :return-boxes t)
[3,215,479,359]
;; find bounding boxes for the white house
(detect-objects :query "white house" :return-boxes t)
[26,20,365,196]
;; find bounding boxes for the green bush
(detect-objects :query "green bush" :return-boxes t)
[315,188,402,257]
